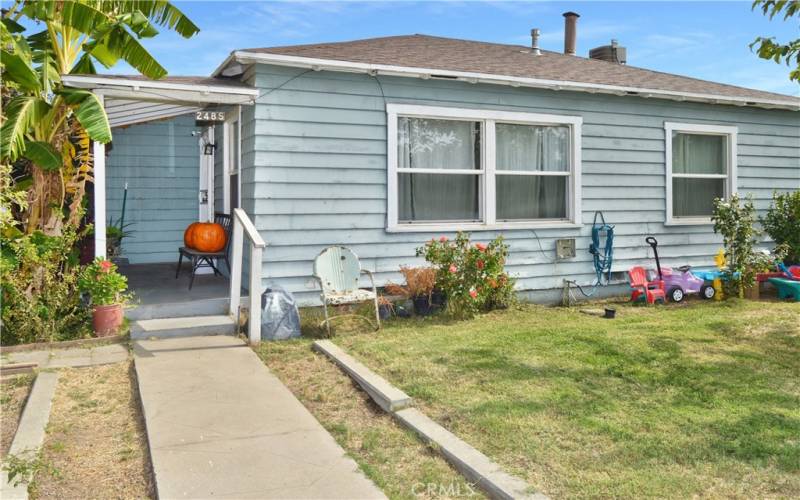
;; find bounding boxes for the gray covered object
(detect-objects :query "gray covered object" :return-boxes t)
[260,285,301,340]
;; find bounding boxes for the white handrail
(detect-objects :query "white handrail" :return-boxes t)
[229,208,267,344]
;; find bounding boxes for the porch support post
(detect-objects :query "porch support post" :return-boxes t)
[229,216,243,319]
[248,246,262,345]
[93,96,106,260]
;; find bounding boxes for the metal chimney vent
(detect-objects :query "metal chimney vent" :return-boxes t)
[589,39,627,64]
[563,11,579,55]
[530,28,541,55]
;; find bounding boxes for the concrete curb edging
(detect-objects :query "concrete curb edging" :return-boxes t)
[1,371,60,500]
[312,340,548,500]
[313,340,413,412]
[1,334,126,353]
[395,408,548,500]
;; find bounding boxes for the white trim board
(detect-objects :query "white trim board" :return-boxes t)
[219,50,800,111]
[62,75,259,97]
[386,103,583,233]
[664,121,738,226]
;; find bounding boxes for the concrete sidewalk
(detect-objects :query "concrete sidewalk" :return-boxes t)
[133,336,385,499]
[2,343,128,369]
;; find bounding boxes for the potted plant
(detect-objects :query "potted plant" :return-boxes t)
[384,266,437,316]
[78,258,129,336]
[377,296,394,320]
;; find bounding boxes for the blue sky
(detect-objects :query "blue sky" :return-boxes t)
[110,1,798,96]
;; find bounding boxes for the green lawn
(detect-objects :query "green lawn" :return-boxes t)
[332,299,800,499]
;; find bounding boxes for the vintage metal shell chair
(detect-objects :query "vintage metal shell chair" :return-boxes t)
[312,246,380,336]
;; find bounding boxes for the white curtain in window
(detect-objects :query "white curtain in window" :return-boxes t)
[672,132,727,216]
[496,124,569,171]
[673,178,724,217]
[672,133,725,174]
[495,123,569,219]
[497,176,566,219]
[398,118,480,221]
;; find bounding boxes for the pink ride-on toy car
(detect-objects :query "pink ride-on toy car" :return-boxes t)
[645,237,716,303]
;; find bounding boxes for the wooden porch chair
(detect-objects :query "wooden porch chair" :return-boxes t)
[312,246,380,336]
[175,213,232,290]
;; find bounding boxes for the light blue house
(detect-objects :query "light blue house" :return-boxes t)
[63,25,800,314]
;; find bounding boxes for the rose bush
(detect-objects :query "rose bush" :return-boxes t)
[417,232,515,317]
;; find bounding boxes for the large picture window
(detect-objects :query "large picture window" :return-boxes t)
[665,122,737,225]
[387,105,581,231]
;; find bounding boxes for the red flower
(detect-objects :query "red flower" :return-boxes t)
[99,260,113,273]
[475,243,487,252]
[476,259,485,269]
[449,264,457,274]
[469,289,478,299]
[440,236,448,242]
[488,278,498,289]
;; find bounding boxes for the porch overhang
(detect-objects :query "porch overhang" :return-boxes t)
[61,74,260,127]
[66,74,259,261]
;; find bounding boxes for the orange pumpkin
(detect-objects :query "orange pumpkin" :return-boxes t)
[183,222,200,248]
[189,222,227,252]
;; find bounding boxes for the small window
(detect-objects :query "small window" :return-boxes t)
[665,123,737,225]
[387,104,582,232]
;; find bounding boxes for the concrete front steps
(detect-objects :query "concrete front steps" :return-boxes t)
[131,315,236,340]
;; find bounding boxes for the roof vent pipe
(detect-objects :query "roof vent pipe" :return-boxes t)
[563,11,579,55]
[531,28,541,55]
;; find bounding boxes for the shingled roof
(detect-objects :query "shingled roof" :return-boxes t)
[235,34,799,109]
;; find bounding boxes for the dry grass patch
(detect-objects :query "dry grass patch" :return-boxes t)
[32,361,153,499]
[257,339,484,499]
[1,373,34,458]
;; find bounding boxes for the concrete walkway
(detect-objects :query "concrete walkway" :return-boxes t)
[133,336,385,499]
[2,343,128,369]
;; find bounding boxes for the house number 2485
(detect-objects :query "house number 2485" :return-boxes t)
[196,111,226,121]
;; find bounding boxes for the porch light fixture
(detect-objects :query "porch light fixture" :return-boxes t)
[203,142,216,155]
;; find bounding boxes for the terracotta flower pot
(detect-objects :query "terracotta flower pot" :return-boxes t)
[93,303,123,337]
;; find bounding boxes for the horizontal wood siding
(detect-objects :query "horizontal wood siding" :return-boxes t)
[248,64,800,304]
[106,114,199,264]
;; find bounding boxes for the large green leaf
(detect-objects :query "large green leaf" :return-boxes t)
[60,89,112,144]
[0,49,40,91]
[83,36,119,68]
[70,53,98,74]
[121,10,159,38]
[91,24,167,79]
[57,1,112,36]
[0,96,51,162]
[100,1,199,38]
[23,141,62,171]
[1,18,26,34]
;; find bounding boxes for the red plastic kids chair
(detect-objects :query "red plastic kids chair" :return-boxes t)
[629,266,665,304]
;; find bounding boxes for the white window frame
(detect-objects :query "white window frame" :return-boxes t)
[386,104,582,232]
[664,122,738,226]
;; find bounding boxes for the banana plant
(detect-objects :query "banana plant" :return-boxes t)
[1,0,199,234]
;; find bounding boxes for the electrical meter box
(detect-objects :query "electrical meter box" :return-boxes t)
[556,238,576,260]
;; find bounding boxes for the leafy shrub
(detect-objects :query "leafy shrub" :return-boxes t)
[761,190,800,264]
[78,258,128,306]
[712,194,760,298]
[418,232,515,317]
[1,228,91,346]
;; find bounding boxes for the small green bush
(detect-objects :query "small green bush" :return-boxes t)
[1,228,91,346]
[418,232,515,318]
[712,194,759,298]
[761,190,800,264]
[78,258,128,305]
